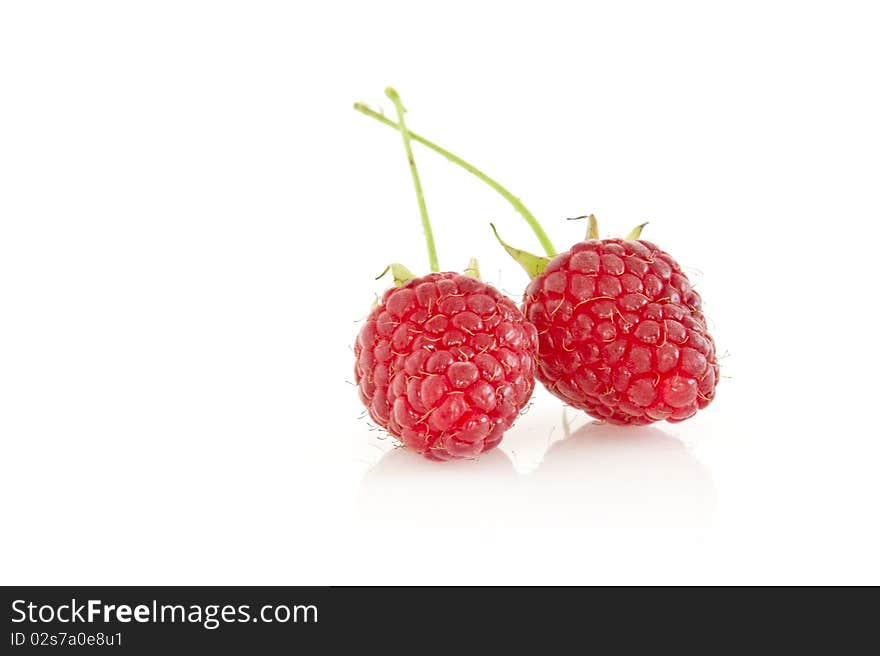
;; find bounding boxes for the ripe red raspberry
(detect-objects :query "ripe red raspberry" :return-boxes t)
[355,272,537,460]
[522,237,718,425]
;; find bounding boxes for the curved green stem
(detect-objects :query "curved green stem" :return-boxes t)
[384,88,439,273]
[354,102,557,258]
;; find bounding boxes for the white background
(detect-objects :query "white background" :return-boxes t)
[1,1,878,584]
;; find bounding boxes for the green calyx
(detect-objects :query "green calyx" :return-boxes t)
[376,263,417,287]
[587,214,600,240]
[625,222,649,240]
[490,224,551,279]
[490,216,651,281]
[375,259,481,291]
[569,214,650,241]
[464,257,481,280]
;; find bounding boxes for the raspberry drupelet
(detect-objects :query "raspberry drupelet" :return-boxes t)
[522,236,717,424]
[355,271,537,460]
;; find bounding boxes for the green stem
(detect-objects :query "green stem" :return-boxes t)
[354,102,557,258]
[384,88,439,273]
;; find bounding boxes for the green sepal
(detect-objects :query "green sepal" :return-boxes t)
[490,224,551,278]
[625,222,649,240]
[376,263,417,287]
[464,257,481,280]
[587,214,600,240]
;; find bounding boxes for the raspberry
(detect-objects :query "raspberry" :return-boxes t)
[522,237,718,424]
[355,272,537,460]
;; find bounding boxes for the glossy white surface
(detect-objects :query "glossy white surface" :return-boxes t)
[1,1,877,584]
